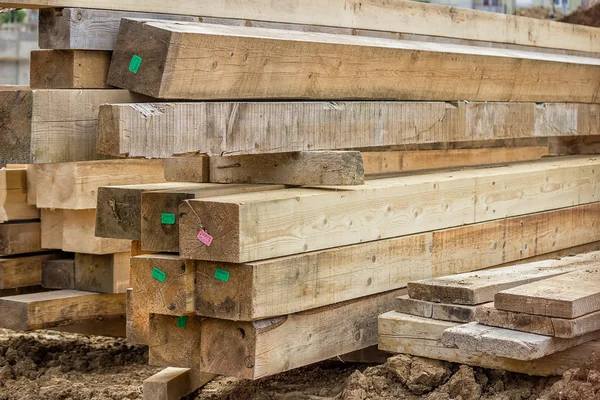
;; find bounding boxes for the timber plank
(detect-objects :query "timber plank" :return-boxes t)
[35,159,166,209]
[74,252,131,293]
[0,168,39,222]
[4,0,600,53]
[442,322,600,361]
[63,210,131,255]
[97,101,599,160]
[395,295,479,323]
[179,157,600,263]
[0,253,58,289]
[0,290,125,331]
[378,311,600,376]
[107,20,600,102]
[30,50,112,89]
[42,258,75,289]
[0,221,42,256]
[210,151,364,185]
[495,268,600,318]
[407,251,600,305]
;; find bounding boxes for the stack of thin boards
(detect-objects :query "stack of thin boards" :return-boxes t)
[379,251,600,375]
[0,0,599,398]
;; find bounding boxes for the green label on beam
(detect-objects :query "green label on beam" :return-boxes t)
[161,213,176,225]
[129,55,142,74]
[177,316,187,329]
[151,267,166,283]
[214,268,230,282]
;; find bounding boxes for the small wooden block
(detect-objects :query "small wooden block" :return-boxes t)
[143,367,192,400]
[0,221,43,256]
[42,258,76,289]
[75,252,131,293]
[164,157,209,183]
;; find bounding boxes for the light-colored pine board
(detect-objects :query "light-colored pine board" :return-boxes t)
[62,209,131,255]
[180,157,600,263]
[442,322,600,361]
[0,168,39,222]
[40,209,64,250]
[163,157,210,183]
[0,253,57,289]
[42,258,75,289]
[30,50,112,89]
[378,311,600,376]
[97,101,599,163]
[126,288,149,345]
[74,252,131,293]
[0,87,32,165]
[0,221,42,256]
[408,251,600,305]
[495,268,600,319]
[210,151,364,185]
[140,183,284,252]
[395,295,479,323]
[34,159,166,209]
[0,289,125,331]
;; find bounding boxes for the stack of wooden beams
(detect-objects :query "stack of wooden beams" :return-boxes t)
[0,0,600,398]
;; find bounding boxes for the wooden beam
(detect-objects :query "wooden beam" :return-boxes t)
[395,295,479,323]
[0,221,42,256]
[194,204,600,320]
[0,167,39,223]
[141,183,284,252]
[442,322,600,361]
[0,290,125,331]
[378,311,600,376]
[131,254,195,316]
[35,159,166,209]
[75,252,131,293]
[63,210,131,254]
[30,50,112,89]
[163,157,210,183]
[143,368,194,400]
[0,253,58,289]
[5,0,600,53]
[180,157,600,263]
[0,87,32,165]
[95,182,211,241]
[97,102,599,159]
[126,288,149,345]
[407,251,600,305]
[107,20,600,102]
[42,258,75,289]
[210,151,364,185]
[495,269,600,319]
[40,209,64,250]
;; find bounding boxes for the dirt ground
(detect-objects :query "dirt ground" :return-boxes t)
[1,329,600,400]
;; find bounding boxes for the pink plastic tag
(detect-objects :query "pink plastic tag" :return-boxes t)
[197,230,213,246]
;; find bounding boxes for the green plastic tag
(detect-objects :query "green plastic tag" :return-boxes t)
[214,268,230,282]
[129,55,142,74]
[161,213,176,225]
[177,316,187,329]
[151,267,166,283]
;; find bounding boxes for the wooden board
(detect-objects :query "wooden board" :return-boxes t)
[126,288,149,345]
[107,20,600,102]
[378,311,600,377]
[0,253,57,289]
[199,288,405,379]
[5,0,600,53]
[407,251,600,305]
[62,210,131,254]
[39,8,198,50]
[163,157,209,183]
[210,151,364,185]
[34,159,166,209]
[395,295,479,323]
[442,322,600,361]
[30,50,112,89]
[42,258,75,289]
[0,289,125,331]
[495,268,600,319]
[0,87,32,165]
[476,302,600,339]
[143,368,194,400]
[74,252,131,293]
[0,221,42,256]
[179,157,600,263]
[40,209,64,249]
[141,183,284,252]
[131,254,195,316]
[0,168,39,222]
[95,182,212,241]
[97,101,599,159]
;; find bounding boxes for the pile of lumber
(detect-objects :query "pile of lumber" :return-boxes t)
[0,0,599,398]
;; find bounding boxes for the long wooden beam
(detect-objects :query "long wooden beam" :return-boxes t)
[4,0,599,53]
[180,157,600,262]
[97,102,600,159]
[107,20,600,102]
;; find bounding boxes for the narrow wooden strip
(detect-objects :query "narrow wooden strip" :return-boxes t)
[395,295,478,323]
[0,221,42,256]
[0,253,58,289]
[42,258,75,289]
[75,252,131,293]
[30,50,112,89]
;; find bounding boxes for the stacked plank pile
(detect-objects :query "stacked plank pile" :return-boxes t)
[0,0,599,398]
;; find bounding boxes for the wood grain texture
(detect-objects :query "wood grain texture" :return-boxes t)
[395,295,479,323]
[141,184,283,252]
[199,288,405,379]
[107,20,600,101]
[97,102,600,159]
[0,221,42,256]
[0,290,125,331]
[163,157,209,183]
[549,135,600,156]
[0,87,32,165]
[179,157,600,262]
[5,0,600,53]
[40,209,64,250]
[62,210,131,255]
[378,311,600,376]
[143,367,193,400]
[34,159,166,209]
[126,288,149,345]
[210,151,364,185]
[495,268,600,319]
[42,258,75,289]
[408,251,600,305]
[0,253,58,289]
[0,168,39,222]
[75,252,131,293]
[30,50,112,89]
